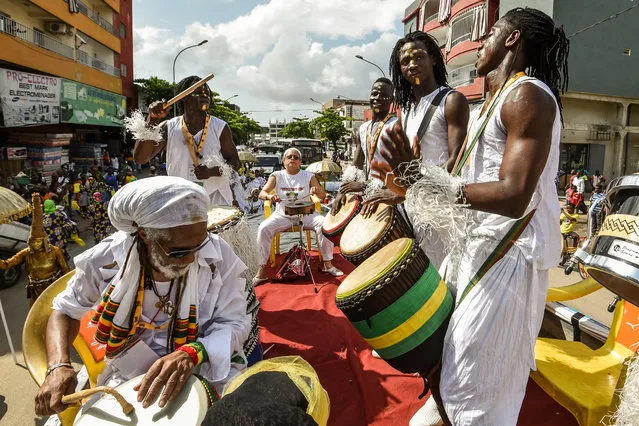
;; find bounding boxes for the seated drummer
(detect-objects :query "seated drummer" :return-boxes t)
[253,148,343,284]
[35,177,251,417]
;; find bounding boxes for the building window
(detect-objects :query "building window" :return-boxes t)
[120,23,126,38]
[120,63,127,77]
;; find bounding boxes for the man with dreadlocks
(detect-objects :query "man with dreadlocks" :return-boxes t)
[372,8,569,426]
[35,177,251,417]
[133,75,242,207]
[389,30,469,271]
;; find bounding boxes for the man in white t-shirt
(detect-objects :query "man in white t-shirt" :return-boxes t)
[253,148,343,283]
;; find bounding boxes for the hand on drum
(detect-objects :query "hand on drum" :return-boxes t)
[35,366,78,416]
[134,350,195,409]
[362,189,404,217]
[339,181,365,195]
[331,192,346,215]
[269,193,281,203]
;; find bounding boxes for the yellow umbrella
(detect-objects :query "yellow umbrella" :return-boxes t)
[306,159,342,175]
[238,151,258,163]
[0,186,31,224]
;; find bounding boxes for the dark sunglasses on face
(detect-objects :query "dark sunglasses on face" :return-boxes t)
[156,234,210,259]
[286,155,300,160]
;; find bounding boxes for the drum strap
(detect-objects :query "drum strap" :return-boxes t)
[403,88,451,151]
[457,209,536,305]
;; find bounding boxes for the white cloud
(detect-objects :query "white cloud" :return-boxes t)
[133,0,404,124]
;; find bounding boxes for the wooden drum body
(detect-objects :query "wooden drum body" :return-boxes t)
[73,374,216,425]
[583,174,639,305]
[335,238,453,376]
[207,206,243,234]
[322,194,361,245]
[339,203,413,265]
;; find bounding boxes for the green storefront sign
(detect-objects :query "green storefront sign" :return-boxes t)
[60,79,126,127]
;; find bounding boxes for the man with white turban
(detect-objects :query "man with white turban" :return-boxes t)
[35,176,251,417]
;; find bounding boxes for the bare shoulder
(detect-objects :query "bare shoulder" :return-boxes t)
[502,81,556,127]
[444,90,469,119]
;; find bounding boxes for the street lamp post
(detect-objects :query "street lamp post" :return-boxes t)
[355,55,386,78]
[309,97,323,107]
[224,94,238,102]
[172,39,208,116]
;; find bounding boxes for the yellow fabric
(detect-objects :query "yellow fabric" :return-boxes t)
[364,280,448,349]
[223,356,330,426]
[560,211,578,234]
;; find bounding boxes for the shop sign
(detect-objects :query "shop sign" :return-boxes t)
[60,79,126,127]
[0,68,61,127]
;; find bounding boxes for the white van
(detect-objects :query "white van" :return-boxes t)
[253,154,281,176]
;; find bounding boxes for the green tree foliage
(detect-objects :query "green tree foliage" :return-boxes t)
[134,76,264,145]
[311,109,349,152]
[280,118,315,138]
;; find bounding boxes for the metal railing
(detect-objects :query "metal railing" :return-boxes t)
[448,64,478,88]
[449,6,482,49]
[0,15,75,60]
[77,50,120,77]
[66,0,117,35]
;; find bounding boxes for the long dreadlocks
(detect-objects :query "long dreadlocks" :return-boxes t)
[175,75,212,116]
[389,31,447,111]
[502,8,570,114]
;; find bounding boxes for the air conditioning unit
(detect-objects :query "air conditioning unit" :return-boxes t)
[45,21,69,35]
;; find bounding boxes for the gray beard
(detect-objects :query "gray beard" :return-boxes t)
[149,245,190,280]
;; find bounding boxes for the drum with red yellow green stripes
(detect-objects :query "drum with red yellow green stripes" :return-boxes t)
[335,238,453,376]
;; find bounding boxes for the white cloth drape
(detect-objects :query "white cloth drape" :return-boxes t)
[445,25,453,53]
[438,0,452,23]
[471,6,487,41]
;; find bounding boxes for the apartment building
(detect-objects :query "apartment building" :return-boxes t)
[403,0,639,179]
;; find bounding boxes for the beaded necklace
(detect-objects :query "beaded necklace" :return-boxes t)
[181,115,210,167]
[366,114,393,166]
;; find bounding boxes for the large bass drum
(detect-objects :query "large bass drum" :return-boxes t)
[335,238,453,376]
[582,174,639,305]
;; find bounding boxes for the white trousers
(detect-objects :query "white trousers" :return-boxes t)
[439,239,549,426]
[256,211,333,265]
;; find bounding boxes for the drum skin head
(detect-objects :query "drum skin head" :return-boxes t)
[323,195,360,233]
[207,206,241,230]
[340,203,393,255]
[73,375,209,425]
[337,238,412,297]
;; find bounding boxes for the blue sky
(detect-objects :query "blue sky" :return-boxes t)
[132,0,407,125]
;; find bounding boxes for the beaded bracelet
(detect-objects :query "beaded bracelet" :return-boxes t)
[178,342,207,367]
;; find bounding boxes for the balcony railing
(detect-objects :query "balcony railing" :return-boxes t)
[1,15,120,78]
[448,64,478,88]
[424,12,438,26]
[449,6,481,49]
[0,15,75,60]
[78,50,120,77]
[65,0,117,35]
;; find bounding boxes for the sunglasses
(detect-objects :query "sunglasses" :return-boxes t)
[286,155,300,160]
[156,234,210,259]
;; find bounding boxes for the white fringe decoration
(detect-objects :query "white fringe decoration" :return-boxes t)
[363,178,385,201]
[218,218,260,281]
[124,110,163,142]
[400,160,471,279]
[605,355,639,426]
[203,155,233,178]
[341,165,366,183]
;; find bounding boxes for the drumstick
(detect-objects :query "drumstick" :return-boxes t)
[61,386,135,415]
[162,73,215,109]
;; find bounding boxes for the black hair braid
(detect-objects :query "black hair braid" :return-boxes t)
[175,75,212,116]
[503,7,570,115]
[389,31,448,111]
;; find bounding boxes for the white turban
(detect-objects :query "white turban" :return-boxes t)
[108,176,209,233]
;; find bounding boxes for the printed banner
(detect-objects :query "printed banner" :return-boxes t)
[60,79,126,127]
[0,68,61,127]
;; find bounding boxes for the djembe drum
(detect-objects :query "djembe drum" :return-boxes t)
[207,206,244,234]
[322,194,361,245]
[339,203,413,265]
[71,374,217,425]
[580,174,639,305]
[335,238,453,376]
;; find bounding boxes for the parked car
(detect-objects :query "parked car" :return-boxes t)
[252,154,282,176]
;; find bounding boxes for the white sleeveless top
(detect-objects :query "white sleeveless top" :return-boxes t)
[359,116,398,178]
[403,86,453,167]
[462,77,561,270]
[272,169,314,216]
[165,115,233,205]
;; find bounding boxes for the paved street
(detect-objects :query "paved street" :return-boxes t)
[0,204,614,425]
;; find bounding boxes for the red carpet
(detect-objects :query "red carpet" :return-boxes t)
[255,248,577,426]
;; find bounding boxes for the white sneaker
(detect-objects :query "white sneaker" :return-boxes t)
[409,396,443,426]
